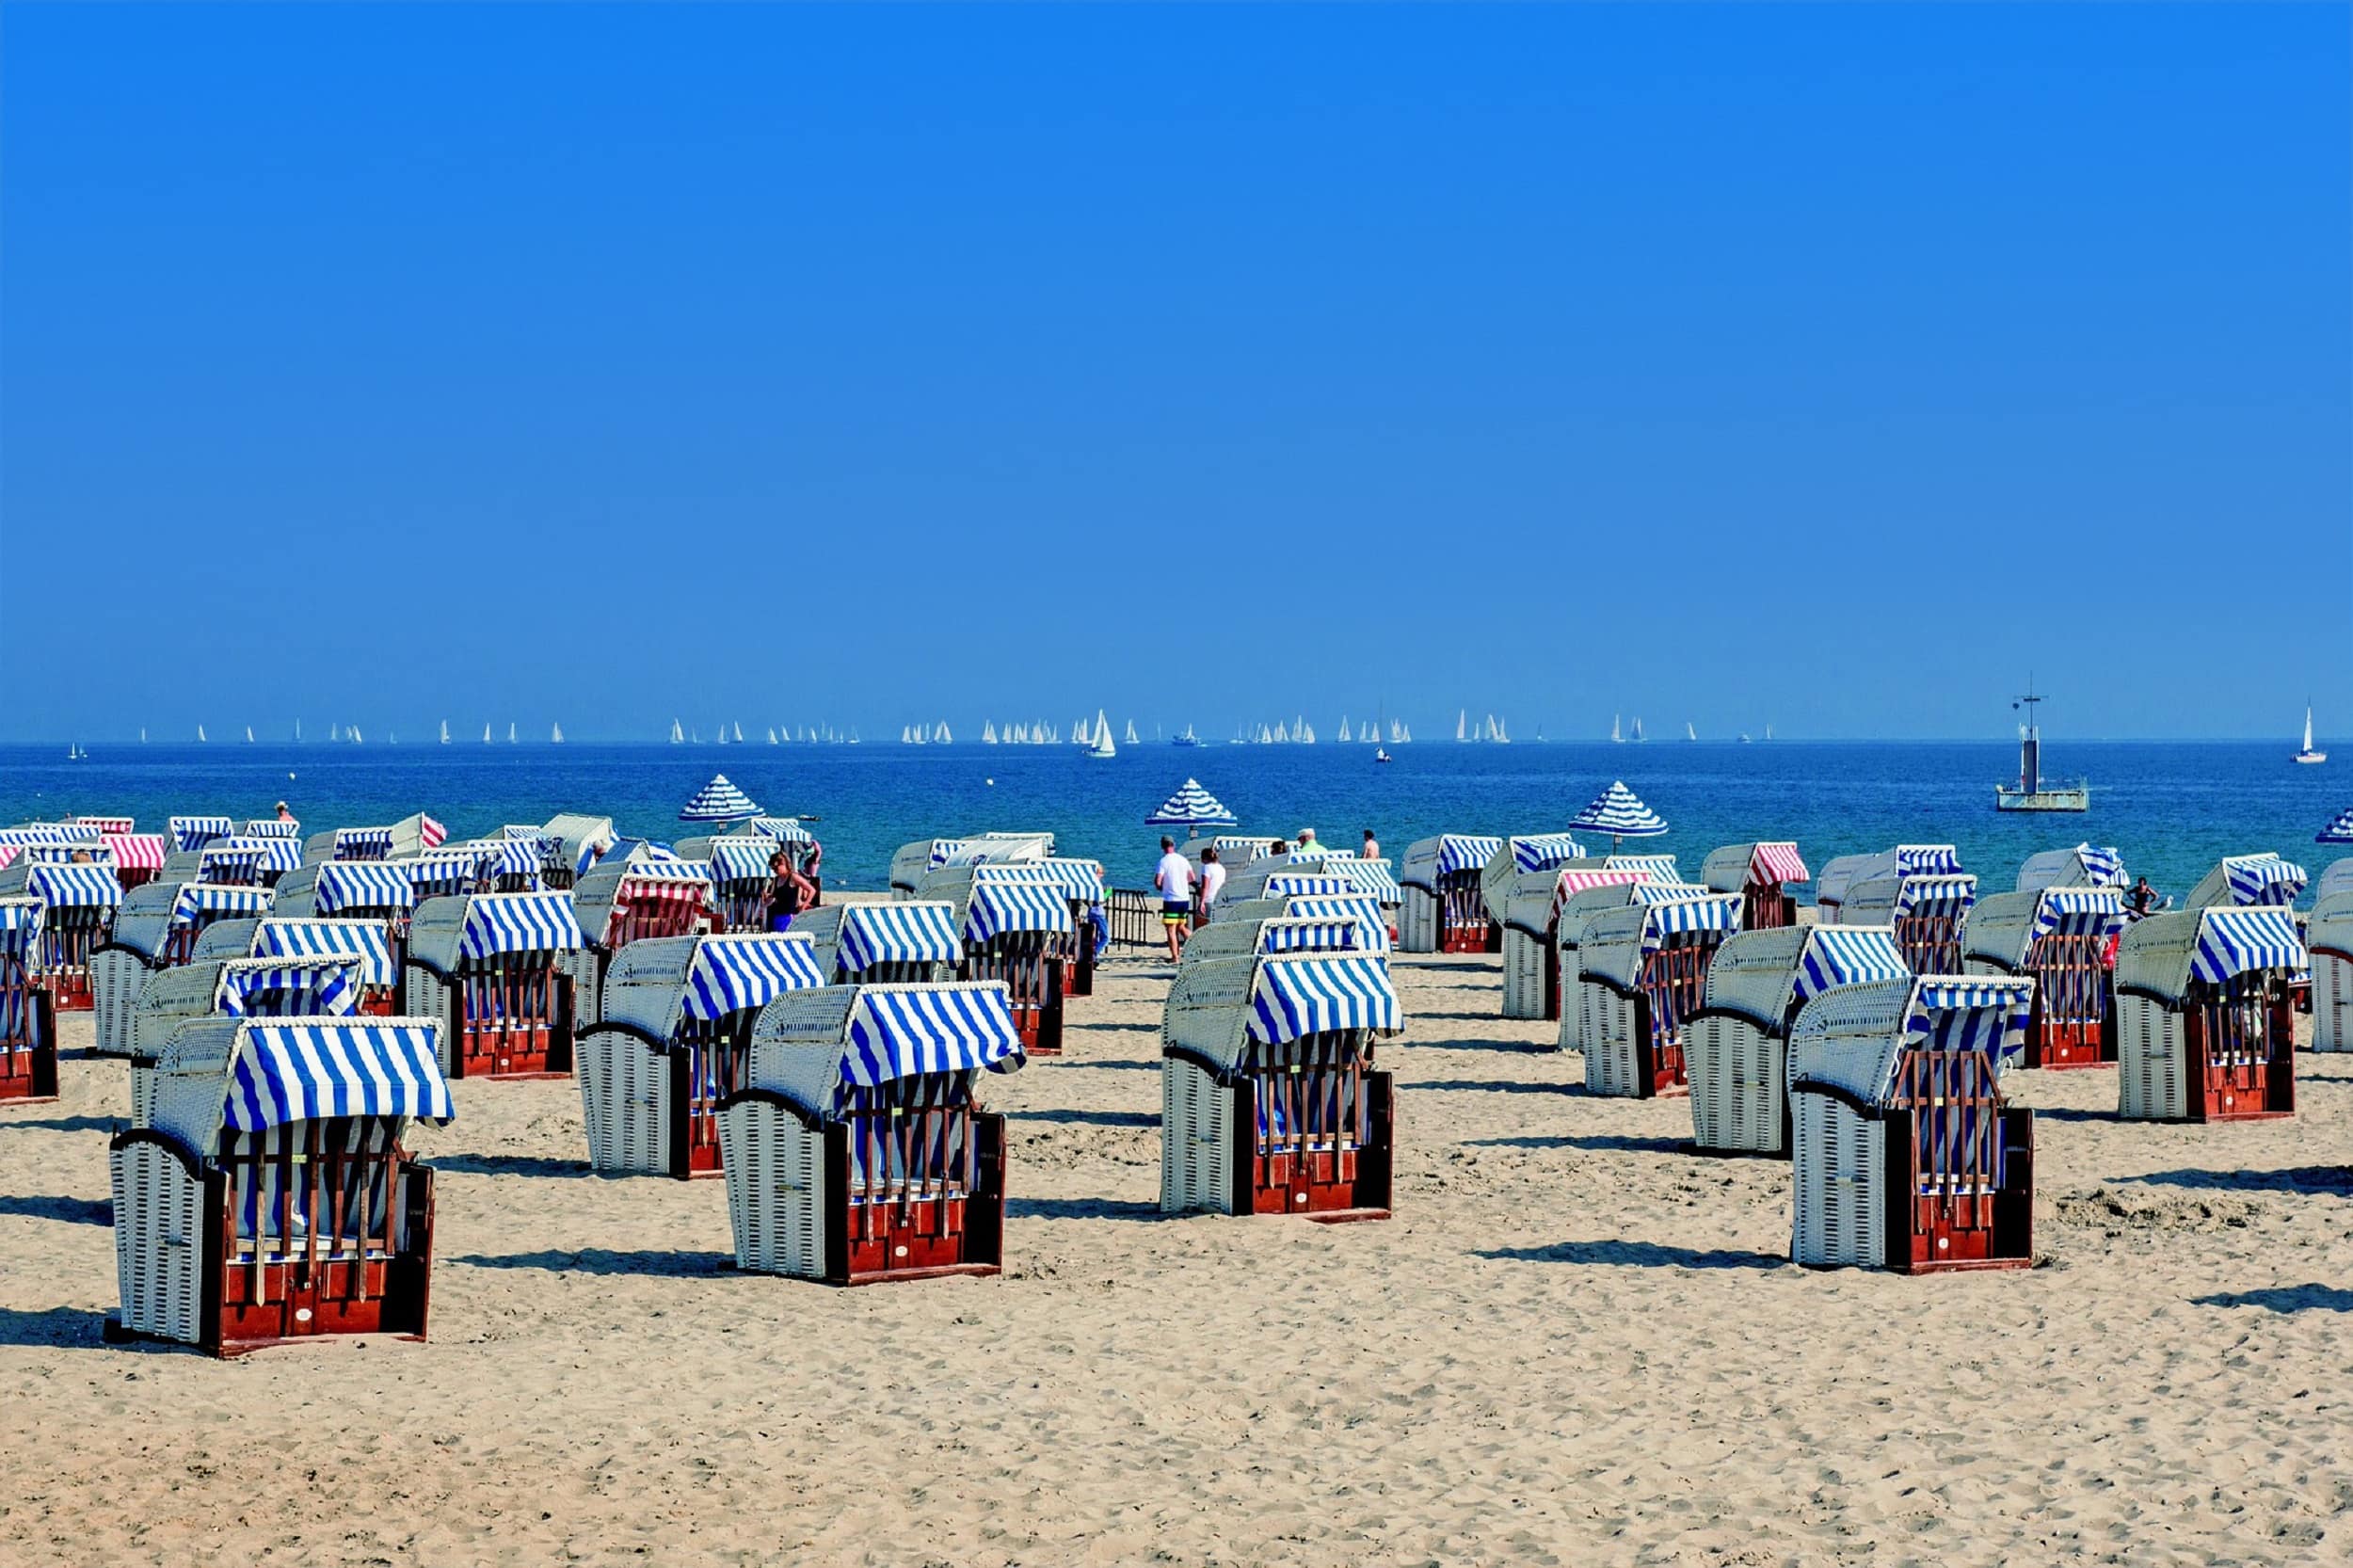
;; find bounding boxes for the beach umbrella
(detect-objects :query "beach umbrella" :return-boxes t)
[1144,777,1238,830]
[680,774,760,824]
[2317,808,2353,845]
[1570,779,1668,849]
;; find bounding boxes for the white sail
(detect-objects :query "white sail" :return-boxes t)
[1686,722,1697,742]
[1610,714,1622,743]
[1125,719,1139,744]
[552,722,564,744]
[1088,708,1116,759]
[350,725,363,744]
[329,724,339,742]
[733,722,744,743]
[440,720,450,744]
[2306,706,2315,752]
[140,728,147,743]
[507,723,516,743]
[937,722,952,744]
[488,723,496,744]
[246,726,255,744]
[1457,709,1467,742]
[198,725,209,743]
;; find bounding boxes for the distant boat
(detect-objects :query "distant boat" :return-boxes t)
[507,723,516,744]
[1457,709,1468,742]
[1609,714,1622,744]
[1738,732,1752,744]
[1125,719,1139,745]
[139,728,147,744]
[936,722,952,744]
[983,721,999,744]
[245,726,255,744]
[1087,708,1116,759]
[768,728,779,744]
[440,720,450,744]
[1686,722,1697,743]
[1632,717,1645,744]
[1765,724,1773,742]
[1995,680,2089,812]
[198,725,209,743]
[670,719,683,744]
[68,742,86,760]
[1173,723,1201,747]
[2295,703,2327,764]
[329,724,339,742]
[1338,717,1353,743]
[349,725,363,744]
[485,723,494,744]
[552,722,565,744]
[1374,746,1391,764]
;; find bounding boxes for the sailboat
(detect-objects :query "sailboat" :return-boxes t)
[68,741,87,760]
[669,719,683,744]
[1125,719,1139,745]
[1632,717,1646,744]
[552,722,565,744]
[1338,717,1352,743]
[2295,703,2327,764]
[329,724,339,742]
[983,721,999,744]
[1609,714,1623,744]
[1764,724,1773,742]
[507,723,516,744]
[768,728,779,744]
[198,725,209,743]
[1174,723,1200,747]
[349,725,364,744]
[140,728,148,744]
[1685,722,1697,743]
[936,722,952,744]
[1087,709,1116,759]
[1457,709,1468,743]
[245,726,255,744]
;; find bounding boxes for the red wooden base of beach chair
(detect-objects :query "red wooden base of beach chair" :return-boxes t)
[1245,1067,1392,1223]
[2292,980,2313,1016]
[449,973,575,1080]
[1743,887,1797,930]
[1632,1025,1689,1100]
[40,972,94,1013]
[1441,920,1500,955]
[1887,1107,2034,1274]
[356,987,397,1017]
[825,1112,1005,1285]
[0,985,57,1105]
[2025,1017,2108,1070]
[117,868,159,893]
[2182,1000,2296,1122]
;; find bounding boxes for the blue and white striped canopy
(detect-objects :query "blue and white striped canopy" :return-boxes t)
[2030,888,2127,944]
[316,861,418,913]
[708,838,778,882]
[2317,808,2353,846]
[1510,834,1589,872]
[1433,835,1506,875]
[2223,855,2309,905]
[28,863,122,908]
[224,1021,454,1132]
[1641,892,1743,942]
[2190,907,2307,984]
[1893,873,1977,918]
[1895,844,1963,875]
[332,826,396,858]
[1282,894,1393,952]
[680,774,760,823]
[168,816,234,853]
[220,836,304,873]
[838,902,963,971]
[198,845,264,883]
[2076,845,2127,887]
[1144,778,1239,829]
[241,819,301,839]
[1906,978,2034,1068]
[1257,919,1369,955]
[1571,782,1668,840]
[1248,955,1401,1045]
[963,881,1074,942]
[171,883,273,926]
[1609,854,1682,886]
[456,892,585,959]
[21,840,116,866]
[1633,881,1710,905]
[253,919,397,987]
[402,850,485,895]
[742,816,814,845]
[1792,927,1911,1009]
[1262,872,1355,901]
[841,986,1025,1086]
[680,935,826,1021]
[976,859,1106,904]
[0,824,94,847]
[490,838,543,879]
[216,959,359,1020]
[1324,857,1403,904]
[0,899,43,938]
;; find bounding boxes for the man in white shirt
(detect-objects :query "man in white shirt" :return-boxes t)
[1154,837,1195,961]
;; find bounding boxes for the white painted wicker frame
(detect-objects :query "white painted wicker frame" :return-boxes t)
[2309,893,2353,1053]
[1161,1055,1238,1215]
[1790,1088,1886,1268]
[716,1097,829,1277]
[111,1139,209,1345]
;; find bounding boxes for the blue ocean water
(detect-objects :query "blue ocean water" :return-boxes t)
[3,740,2345,903]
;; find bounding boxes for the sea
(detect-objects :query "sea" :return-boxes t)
[3,740,2344,903]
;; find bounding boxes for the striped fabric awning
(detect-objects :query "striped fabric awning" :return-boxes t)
[2076,845,2127,887]
[242,820,301,839]
[199,846,264,882]
[215,958,360,1019]
[742,816,815,845]
[975,859,1106,904]
[1792,927,1911,1009]
[75,816,136,835]
[1893,873,1977,918]
[1641,892,1743,942]
[1282,895,1393,952]
[1571,781,1668,840]
[2190,907,2308,984]
[1434,836,1506,876]
[414,815,450,850]
[28,863,123,908]
[490,838,544,879]
[964,881,1074,942]
[456,892,585,959]
[22,841,115,866]
[1750,842,1809,886]
[1895,844,1962,875]
[171,883,273,926]
[1261,872,1354,901]
[104,833,168,871]
[404,848,488,891]
[1905,978,2034,1068]
[680,774,760,823]
[1635,882,1712,905]
[333,826,397,858]
[841,986,1025,1085]
[1553,868,1649,912]
[224,1021,454,1131]
[1144,778,1239,829]
[839,903,963,971]
[680,935,826,1020]
[1248,955,1401,1045]
[622,859,712,887]
[168,816,234,853]
[316,861,418,913]
[1609,854,1681,884]
[1510,834,1589,872]
[1257,919,1369,955]
[1322,857,1403,904]
[0,898,43,942]
[708,838,777,881]
[2223,855,2309,905]
[2317,808,2353,846]
[218,836,304,873]
[0,824,101,846]
[2030,888,2127,943]
[253,919,397,988]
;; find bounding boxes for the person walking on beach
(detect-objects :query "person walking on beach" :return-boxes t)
[1361,828,1381,860]
[800,841,824,908]
[1155,837,1195,961]
[1197,845,1227,919]
[764,848,813,934]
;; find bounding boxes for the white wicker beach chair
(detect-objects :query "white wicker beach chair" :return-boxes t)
[1787,976,2035,1272]
[717,982,1023,1284]
[1160,951,1401,1221]
[1574,892,1744,1098]
[1701,842,1810,930]
[1961,888,2127,1069]
[404,891,584,1079]
[2182,854,2309,911]
[2310,888,2353,1053]
[0,899,56,1104]
[567,857,714,1028]
[919,869,1070,1055]
[9,861,123,1015]
[2114,907,2303,1120]
[575,932,826,1178]
[1814,845,1961,924]
[1398,836,1504,953]
[124,954,363,1127]
[108,1016,450,1356]
[1498,867,1655,1022]
[2015,843,2128,893]
[1839,872,1977,974]
[812,901,963,985]
[248,917,401,1016]
[1553,881,1698,1050]
[1479,836,1593,930]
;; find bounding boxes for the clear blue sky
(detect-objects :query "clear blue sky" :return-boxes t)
[4,4,2345,743]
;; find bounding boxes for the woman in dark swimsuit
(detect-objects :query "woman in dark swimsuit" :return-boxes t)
[764,849,809,933]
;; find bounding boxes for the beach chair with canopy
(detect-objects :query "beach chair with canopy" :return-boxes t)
[931,858,1108,997]
[1314,856,1401,935]
[1701,842,1810,930]
[794,901,964,985]
[1499,867,1651,1021]
[1553,881,1701,1048]
[168,816,234,855]
[124,954,363,1126]
[533,813,616,889]
[576,933,827,1178]
[568,857,714,1027]
[75,815,135,836]
[103,833,168,892]
[1787,977,2035,1272]
[248,917,402,1016]
[2114,907,2304,1122]
[889,833,1055,898]
[1176,909,1384,968]
[1215,860,1358,908]
[923,869,1069,1054]
[273,860,417,970]
[1399,835,1504,952]
[1478,833,1590,927]
[1815,845,1961,924]
[404,891,584,1079]
[2182,854,2308,911]
[716,983,1024,1284]
[16,861,123,1012]
[1839,872,1977,974]
[1574,891,1745,1098]
[680,836,779,934]
[2015,843,2128,894]
[108,1016,451,1356]
[0,899,56,1104]
[1685,925,1911,1156]
[1962,888,2130,1068]
[1160,951,1401,1222]
[2308,878,2353,1052]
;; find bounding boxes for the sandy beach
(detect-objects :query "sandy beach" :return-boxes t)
[4,952,2347,1567]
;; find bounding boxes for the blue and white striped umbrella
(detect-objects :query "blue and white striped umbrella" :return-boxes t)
[679,774,761,824]
[2317,808,2353,845]
[1570,781,1668,842]
[1144,778,1238,829]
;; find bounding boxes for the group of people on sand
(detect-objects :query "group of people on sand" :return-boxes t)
[1153,827,1379,962]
